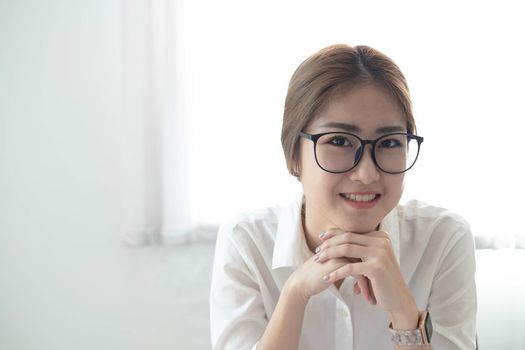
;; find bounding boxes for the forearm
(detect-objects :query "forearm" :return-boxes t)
[256,284,308,350]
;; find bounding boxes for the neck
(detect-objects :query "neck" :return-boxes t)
[301,202,326,254]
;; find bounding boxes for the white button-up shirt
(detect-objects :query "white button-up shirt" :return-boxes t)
[210,194,477,349]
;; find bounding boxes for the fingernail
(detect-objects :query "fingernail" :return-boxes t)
[315,246,321,254]
[314,254,319,261]
[322,275,330,281]
[319,232,325,238]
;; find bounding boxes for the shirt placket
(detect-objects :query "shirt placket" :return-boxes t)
[330,278,355,350]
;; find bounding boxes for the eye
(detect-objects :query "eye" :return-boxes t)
[327,135,353,147]
[379,138,403,148]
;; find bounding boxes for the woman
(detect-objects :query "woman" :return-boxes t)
[210,44,477,349]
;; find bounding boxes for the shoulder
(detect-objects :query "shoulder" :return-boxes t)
[395,200,476,289]
[219,205,281,240]
[398,199,470,233]
[396,199,474,254]
[216,204,282,261]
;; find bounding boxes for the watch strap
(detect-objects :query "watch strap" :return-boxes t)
[389,311,431,346]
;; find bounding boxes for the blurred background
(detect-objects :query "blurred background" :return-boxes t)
[1,0,524,349]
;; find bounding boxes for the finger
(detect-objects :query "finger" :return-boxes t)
[318,230,339,241]
[321,230,392,251]
[366,230,389,239]
[356,275,371,301]
[353,281,361,294]
[369,279,377,305]
[316,243,371,263]
[319,231,372,249]
[323,261,368,283]
[353,278,377,305]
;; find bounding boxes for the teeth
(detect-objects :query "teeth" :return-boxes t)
[341,193,377,202]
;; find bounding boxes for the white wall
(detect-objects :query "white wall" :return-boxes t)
[0,1,193,349]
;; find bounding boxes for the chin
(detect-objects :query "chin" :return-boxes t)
[336,217,380,234]
[347,225,378,234]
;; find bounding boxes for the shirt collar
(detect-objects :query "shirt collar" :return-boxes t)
[272,193,311,269]
[380,204,401,265]
[272,193,401,269]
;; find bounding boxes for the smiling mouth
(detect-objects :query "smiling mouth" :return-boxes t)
[339,193,380,202]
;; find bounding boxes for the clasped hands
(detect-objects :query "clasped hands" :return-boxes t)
[310,228,413,316]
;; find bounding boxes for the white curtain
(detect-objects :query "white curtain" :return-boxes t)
[120,0,196,245]
[119,0,525,249]
[119,0,301,246]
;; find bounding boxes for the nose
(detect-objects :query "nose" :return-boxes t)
[349,146,380,184]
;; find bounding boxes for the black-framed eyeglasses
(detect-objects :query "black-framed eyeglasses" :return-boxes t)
[298,131,424,174]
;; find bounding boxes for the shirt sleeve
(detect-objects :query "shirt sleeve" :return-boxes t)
[428,222,478,349]
[209,223,267,350]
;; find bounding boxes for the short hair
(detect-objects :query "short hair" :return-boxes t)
[281,44,416,177]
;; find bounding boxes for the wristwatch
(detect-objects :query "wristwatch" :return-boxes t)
[389,310,433,346]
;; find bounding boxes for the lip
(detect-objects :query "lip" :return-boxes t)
[339,192,382,209]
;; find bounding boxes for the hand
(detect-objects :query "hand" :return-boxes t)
[284,254,349,302]
[314,229,417,318]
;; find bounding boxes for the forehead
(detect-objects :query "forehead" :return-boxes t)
[309,84,406,134]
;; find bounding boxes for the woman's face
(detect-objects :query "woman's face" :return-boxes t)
[299,83,406,235]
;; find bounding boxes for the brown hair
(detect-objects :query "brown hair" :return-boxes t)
[281,44,416,177]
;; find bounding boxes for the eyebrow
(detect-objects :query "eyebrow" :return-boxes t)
[318,122,407,134]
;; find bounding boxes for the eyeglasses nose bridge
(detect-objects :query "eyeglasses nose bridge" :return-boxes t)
[354,139,377,167]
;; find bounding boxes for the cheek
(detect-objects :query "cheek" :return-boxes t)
[298,144,318,182]
[385,175,405,201]
[299,151,338,198]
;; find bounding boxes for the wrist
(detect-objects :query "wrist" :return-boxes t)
[282,280,310,305]
[389,310,433,347]
[389,299,419,330]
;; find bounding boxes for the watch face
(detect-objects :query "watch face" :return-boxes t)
[425,312,433,341]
